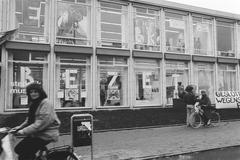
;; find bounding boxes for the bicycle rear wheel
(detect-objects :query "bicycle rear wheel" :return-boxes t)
[210,111,220,127]
[189,112,202,128]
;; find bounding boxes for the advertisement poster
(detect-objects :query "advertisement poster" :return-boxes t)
[135,17,157,46]
[20,0,46,34]
[65,88,79,101]
[57,3,87,40]
[215,91,240,109]
[107,89,120,101]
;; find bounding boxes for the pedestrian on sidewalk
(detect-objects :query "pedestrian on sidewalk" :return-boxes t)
[183,85,197,127]
[10,82,61,160]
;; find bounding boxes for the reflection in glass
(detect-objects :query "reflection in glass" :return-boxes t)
[15,0,48,42]
[7,51,48,109]
[134,7,160,51]
[56,55,90,108]
[194,63,215,102]
[217,21,235,57]
[97,2,128,48]
[134,59,161,106]
[166,61,189,105]
[165,12,187,53]
[98,57,128,107]
[56,1,91,45]
[193,17,213,55]
[218,64,236,91]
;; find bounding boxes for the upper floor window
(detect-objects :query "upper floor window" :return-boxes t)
[165,11,188,53]
[216,20,235,57]
[97,1,128,49]
[133,7,160,51]
[56,0,91,45]
[218,64,236,91]
[7,51,48,109]
[14,0,49,43]
[193,16,213,56]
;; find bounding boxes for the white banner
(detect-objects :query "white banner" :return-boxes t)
[215,91,240,109]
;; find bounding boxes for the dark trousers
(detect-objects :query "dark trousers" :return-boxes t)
[15,137,50,160]
[201,107,209,125]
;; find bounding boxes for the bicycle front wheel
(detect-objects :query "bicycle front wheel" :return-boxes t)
[66,153,79,160]
[189,112,202,128]
[210,111,220,127]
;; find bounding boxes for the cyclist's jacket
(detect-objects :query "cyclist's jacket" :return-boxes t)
[198,95,211,107]
[17,98,61,142]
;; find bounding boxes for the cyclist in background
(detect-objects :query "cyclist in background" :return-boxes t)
[10,82,61,160]
[198,90,211,126]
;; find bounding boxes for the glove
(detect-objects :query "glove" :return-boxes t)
[9,126,21,133]
[15,130,24,136]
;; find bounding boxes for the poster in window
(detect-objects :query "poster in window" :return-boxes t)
[20,0,45,34]
[65,88,79,101]
[135,18,157,46]
[57,3,87,39]
[107,89,120,101]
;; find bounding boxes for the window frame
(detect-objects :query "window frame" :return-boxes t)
[55,0,92,46]
[217,64,237,91]
[165,12,188,54]
[165,60,190,105]
[97,56,129,108]
[216,21,236,57]
[192,16,214,56]
[97,1,129,49]
[6,51,49,111]
[133,6,161,51]
[133,58,162,107]
[14,0,50,43]
[55,54,91,109]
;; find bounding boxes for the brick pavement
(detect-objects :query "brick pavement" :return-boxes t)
[49,121,240,160]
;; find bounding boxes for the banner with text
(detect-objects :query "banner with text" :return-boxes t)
[215,91,240,109]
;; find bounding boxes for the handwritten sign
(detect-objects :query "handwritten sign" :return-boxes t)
[215,91,240,109]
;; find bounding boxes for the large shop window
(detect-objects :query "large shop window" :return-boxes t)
[14,0,49,43]
[165,12,188,53]
[97,2,128,49]
[166,61,189,105]
[56,0,91,45]
[134,7,160,51]
[193,17,213,55]
[55,54,91,108]
[216,21,235,57]
[7,51,48,109]
[98,56,128,107]
[134,58,161,106]
[193,63,215,102]
[218,64,236,91]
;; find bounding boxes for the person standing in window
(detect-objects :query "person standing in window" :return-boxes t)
[10,83,61,160]
[183,85,197,127]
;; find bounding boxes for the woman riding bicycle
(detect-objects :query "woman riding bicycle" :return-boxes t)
[197,90,211,126]
[10,82,61,160]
